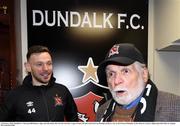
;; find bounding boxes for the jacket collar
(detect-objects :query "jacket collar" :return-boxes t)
[22,74,56,88]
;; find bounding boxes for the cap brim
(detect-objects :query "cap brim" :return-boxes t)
[97,57,135,86]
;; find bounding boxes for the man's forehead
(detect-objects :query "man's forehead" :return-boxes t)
[29,52,50,58]
[28,52,51,61]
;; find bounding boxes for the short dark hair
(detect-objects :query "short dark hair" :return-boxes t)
[26,45,51,60]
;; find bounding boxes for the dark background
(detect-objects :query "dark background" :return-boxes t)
[27,0,148,97]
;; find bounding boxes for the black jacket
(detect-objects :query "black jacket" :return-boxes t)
[0,75,78,121]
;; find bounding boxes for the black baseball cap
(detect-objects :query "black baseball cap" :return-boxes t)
[97,43,145,86]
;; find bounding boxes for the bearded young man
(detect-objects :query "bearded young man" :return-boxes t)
[96,43,180,122]
[0,45,78,121]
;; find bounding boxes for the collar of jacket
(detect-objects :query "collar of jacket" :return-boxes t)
[22,74,56,88]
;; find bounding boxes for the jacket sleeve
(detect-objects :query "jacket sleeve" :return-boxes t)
[64,88,78,121]
[0,90,16,121]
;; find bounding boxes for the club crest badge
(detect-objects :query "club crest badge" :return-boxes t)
[54,94,63,106]
[108,44,119,57]
[74,91,103,122]
[71,57,110,122]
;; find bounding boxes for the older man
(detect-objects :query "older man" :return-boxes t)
[96,43,180,121]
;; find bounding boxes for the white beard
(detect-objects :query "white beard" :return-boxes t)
[109,76,145,105]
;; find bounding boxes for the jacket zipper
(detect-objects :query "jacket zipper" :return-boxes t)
[40,88,50,121]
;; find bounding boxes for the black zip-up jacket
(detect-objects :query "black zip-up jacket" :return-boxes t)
[0,75,78,121]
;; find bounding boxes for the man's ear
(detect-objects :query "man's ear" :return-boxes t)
[142,67,149,83]
[24,62,31,73]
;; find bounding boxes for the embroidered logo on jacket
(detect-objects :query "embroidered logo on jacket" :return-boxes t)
[54,94,63,106]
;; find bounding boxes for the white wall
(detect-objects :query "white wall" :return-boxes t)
[15,0,28,83]
[154,52,180,95]
[149,0,180,95]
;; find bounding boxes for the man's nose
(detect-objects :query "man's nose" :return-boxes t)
[42,64,48,70]
[114,74,124,86]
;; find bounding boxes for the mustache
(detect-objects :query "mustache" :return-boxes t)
[110,87,128,92]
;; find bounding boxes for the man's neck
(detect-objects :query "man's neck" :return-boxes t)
[122,93,143,110]
[32,81,48,86]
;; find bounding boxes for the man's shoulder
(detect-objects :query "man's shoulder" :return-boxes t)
[97,99,112,113]
[53,83,71,93]
[156,90,180,107]
[155,90,180,121]
[96,99,112,121]
[100,99,112,107]
[53,83,68,89]
[3,85,25,101]
[157,90,180,101]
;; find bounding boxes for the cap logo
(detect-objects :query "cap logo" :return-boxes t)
[108,45,119,57]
